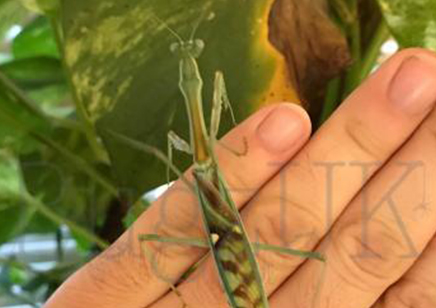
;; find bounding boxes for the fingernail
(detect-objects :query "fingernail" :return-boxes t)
[389,55,436,114]
[256,104,306,153]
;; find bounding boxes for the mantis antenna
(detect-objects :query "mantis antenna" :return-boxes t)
[188,4,213,41]
[151,4,213,44]
[150,13,184,45]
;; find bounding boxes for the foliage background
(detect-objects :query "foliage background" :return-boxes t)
[0,0,435,306]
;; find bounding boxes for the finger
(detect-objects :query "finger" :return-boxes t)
[44,103,311,308]
[372,235,436,308]
[151,49,436,307]
[271,53,436,307]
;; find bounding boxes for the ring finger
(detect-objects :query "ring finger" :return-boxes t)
[372,234,436,308]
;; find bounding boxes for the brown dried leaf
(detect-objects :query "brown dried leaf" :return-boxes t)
[268,0,351,120]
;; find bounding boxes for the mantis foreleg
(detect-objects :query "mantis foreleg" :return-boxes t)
[138,237,190,308]
[139,234,325,261]
[108,130,195,191]
[210,71,248,157]
[167,130,192,183]
[211,71,237,132]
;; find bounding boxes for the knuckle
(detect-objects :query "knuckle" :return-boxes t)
[382,280,436,308]
[186,265,229,307]
[344,118,388,161]
[250,192,323,268]
[420,120,436,151]
[153,184,204,238]
[332,219,406,289]
[225,167,251,197]
[145,224,205,262]
[395,48,436,62]
[85,235,152,295]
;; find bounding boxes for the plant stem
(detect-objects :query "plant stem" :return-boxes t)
[23,193,109,250]
[4,292,39,308]
[0,257,36,273]
[342,0,362,97]
[359,20,390,81]
[318,77,341,126]
[0,72,49,121]
[56,228,64,261]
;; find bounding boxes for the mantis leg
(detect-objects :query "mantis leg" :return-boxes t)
[167,130,192,183]
[210,71,247,157]
[218,137,248,157]
[254,243,325,261]
[107,130,195,191]
[138,237,190,308]
[139,234,324,261]
[216,71,237,127]
[210,71,235,140]
[139,234,208,248]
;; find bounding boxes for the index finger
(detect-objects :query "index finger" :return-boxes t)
[44,103,311,308]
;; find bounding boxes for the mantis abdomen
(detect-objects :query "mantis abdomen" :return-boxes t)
[194,170,268,308]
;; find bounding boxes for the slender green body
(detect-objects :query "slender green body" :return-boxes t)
[175,40,269,308]
[111,28,323,307]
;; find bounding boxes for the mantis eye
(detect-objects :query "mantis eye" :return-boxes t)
[170,42,182,55]
[169,39,204,58]
[191,39,205,58]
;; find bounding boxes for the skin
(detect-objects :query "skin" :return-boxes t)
[45,48,436,308]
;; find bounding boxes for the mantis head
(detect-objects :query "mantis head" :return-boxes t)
[170,39,205,59]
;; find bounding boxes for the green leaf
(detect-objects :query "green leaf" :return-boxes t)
[60,0,297,201]
[20,0,59,15]
[8,266,28,285]
[12,16,60,59]
[20,142,113,231]
[0,152,36,245]
[0,56,65,89]
[0,153,21,193]
[23,212,57,234]
[378,0,436,51]
[27,84,71,116]
[0,0,29,41]
[359,0,384,51]
[0,71,52,153]
[0,56,69,115]
[18,125,114,239]
[0,262,13,289]
[22,262,78,300]
[123,199,149,228]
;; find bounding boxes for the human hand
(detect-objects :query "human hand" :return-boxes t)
[45,48,436,308]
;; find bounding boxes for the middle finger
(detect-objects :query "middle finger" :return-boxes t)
[271,51,436,308]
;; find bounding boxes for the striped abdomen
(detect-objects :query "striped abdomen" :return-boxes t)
[193,171,268,308]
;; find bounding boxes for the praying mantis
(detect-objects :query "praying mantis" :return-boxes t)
[110,15,324,308]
